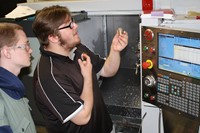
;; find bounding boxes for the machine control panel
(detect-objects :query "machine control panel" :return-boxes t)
[141,26,200,122]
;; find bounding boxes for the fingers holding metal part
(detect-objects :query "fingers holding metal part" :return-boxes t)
[119,33,128,46]
[117,27,128,36]
[78,53,92,78]
[114,28,128,51]
[81,52,88,61]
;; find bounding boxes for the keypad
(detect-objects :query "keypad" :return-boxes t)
[157,75,200,118]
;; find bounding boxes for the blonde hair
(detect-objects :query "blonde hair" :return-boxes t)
[0,23,23,49]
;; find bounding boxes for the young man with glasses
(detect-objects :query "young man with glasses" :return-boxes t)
[32,5,128,133]
[0,23,36,133]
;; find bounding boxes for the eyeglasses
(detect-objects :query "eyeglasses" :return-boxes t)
[58,18,75,30]
[12,42,31,52]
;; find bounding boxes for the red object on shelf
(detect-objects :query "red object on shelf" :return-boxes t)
[196,16,200,19]
[142,0,153,11]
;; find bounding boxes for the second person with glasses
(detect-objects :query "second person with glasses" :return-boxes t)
[0,22,36,133]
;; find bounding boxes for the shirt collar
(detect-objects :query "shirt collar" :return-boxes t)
[40,46,77,62]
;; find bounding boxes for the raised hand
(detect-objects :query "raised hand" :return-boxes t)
[111,28,128,52]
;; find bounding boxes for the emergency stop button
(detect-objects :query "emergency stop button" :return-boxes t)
[142,59,153,69]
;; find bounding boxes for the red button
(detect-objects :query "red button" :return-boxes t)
[150,95,155,101]
[142,62,151,69]
[149,47,155,53]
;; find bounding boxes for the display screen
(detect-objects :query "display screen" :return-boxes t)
[158,33,200,79]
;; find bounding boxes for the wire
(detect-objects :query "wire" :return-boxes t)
[158,108,162,133]
[138,112,147,133]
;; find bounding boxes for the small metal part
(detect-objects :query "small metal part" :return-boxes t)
[117,27,123,35]
[81,52,87,61]
[81,56,87,61]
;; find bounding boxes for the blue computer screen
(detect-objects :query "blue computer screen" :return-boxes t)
[158,33,200,79]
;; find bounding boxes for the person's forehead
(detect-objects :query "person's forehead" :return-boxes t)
[15,30,28,42]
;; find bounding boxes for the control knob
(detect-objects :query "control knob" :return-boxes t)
[144,75,156,87]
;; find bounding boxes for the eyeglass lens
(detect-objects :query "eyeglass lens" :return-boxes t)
[58,18,74,30]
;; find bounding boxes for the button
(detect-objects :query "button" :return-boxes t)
[143,46,148,51]
[144,93,150,98]
[150,95,155,101]
[142,62,151,69]
[142,59,153,69]
[149,47,155,53]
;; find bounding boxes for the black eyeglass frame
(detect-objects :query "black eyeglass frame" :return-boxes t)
[58,18,74,30]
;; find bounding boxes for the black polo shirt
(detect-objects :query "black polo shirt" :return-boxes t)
[33,44,113,133]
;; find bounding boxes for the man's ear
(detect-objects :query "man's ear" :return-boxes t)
[1,47,11,59]
[48,34,59,43]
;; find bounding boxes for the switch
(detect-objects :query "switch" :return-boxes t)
[144,29,154,42]
[144,93,150,98]
[149,47,155,53]
[144,75,156,87]
[142,59,153,69]
[142,62,151,69]
[150,95,155,101]
[143,46,148,51]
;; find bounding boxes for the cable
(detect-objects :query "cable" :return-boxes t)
[138,112,147,133]
[158,108,162,133]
